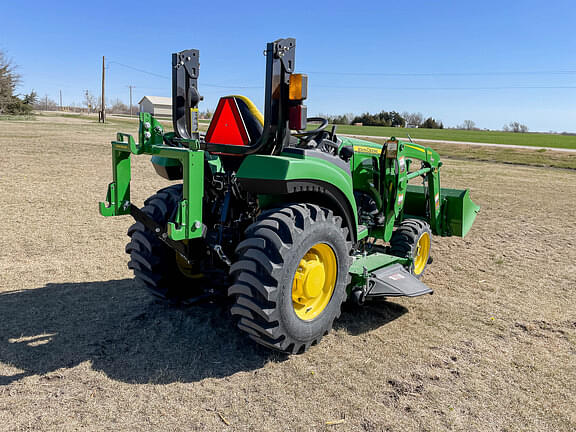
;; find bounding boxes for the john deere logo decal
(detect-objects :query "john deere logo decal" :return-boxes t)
[353,145,382,155]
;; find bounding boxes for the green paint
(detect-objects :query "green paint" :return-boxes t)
[237,152,358,228]
[101,112,478,254]
[341,135,477,240]
[166,149,204,240]
[440,187,480,237]
[99,124,204,241]
[348,252,410,289]
[349,252,408,275]
[99,140,131,217]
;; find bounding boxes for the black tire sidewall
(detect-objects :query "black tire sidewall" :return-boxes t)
[275,219,349,343]
[128,185,202,301]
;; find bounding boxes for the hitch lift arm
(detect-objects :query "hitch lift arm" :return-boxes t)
[98,114,205,241]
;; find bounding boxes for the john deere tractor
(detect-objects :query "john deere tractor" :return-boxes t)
[100,38,479,354]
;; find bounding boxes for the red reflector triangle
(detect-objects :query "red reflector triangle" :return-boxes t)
[205,97,249,146]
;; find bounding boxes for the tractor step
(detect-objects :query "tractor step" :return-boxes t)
[365,263,433,299]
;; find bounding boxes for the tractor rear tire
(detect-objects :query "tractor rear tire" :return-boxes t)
[229,204,352,354]
[126,184,201,303]
[389,219,432,278]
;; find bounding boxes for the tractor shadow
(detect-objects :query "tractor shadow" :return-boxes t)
[0,279,406,385]
[336,301,408,335]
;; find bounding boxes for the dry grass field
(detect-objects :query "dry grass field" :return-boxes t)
[0,114,575,431]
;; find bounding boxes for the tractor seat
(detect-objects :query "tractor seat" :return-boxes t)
[205,95,264,149]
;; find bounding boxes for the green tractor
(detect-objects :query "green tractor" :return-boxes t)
[100,38,479,354]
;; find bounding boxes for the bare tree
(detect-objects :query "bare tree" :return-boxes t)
[462,120,476,130]
[68,101,84,113]
[34,95,58,111]
[199,109,214,119]
[109,98,129,114]
[503,121,528,133]
[341,112,355,124]
[83,91,97,112]
[401,112,423,127]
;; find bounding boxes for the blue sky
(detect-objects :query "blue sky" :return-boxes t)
[1,0,574,131]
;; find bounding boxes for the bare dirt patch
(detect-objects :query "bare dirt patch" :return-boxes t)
[0,115,575,431]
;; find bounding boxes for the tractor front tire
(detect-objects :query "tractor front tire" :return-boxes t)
[126,185,200,303]
[229,204,352,354]
[389,219,432,278]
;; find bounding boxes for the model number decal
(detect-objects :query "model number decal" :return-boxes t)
[353,145,382,155]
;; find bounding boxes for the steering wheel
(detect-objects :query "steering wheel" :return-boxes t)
[291,117,329,138]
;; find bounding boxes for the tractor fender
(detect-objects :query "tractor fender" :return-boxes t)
[236,154,358,243]
[240,178,357,243]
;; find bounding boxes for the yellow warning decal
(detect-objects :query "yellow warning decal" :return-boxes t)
[190,107,199,133]
[353,145,382,155]
[405,144,426,153]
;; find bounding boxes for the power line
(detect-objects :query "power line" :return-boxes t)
[108,61,168,79]
[107,60,261,88]
[106,60,576,90]
[308,70,576,77]
[109,60,576,79]
[313,85,576,90]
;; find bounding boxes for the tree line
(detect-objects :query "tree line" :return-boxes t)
[323,111,445,129]
[325,111,529,132]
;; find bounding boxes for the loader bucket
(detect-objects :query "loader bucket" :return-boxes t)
[404,185,479,237]
[440,188,480,237]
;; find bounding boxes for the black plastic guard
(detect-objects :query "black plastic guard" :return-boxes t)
[366,264,433,298]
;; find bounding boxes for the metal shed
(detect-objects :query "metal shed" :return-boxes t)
[138,96,172,117]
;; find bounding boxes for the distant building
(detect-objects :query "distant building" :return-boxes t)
[406,124,419,128]
[138,96,172,117]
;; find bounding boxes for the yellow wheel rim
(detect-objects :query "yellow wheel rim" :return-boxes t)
[413,232,430,275]
[292,243,337,321]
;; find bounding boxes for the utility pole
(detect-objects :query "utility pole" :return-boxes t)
[45,95,48,111]
[128,85,135,117]
[59,90,62,111]
[99,56,106,123]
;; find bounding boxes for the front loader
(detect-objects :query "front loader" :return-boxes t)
[100,38,479,354]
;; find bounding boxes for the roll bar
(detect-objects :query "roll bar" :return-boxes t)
[171,38,297,155]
